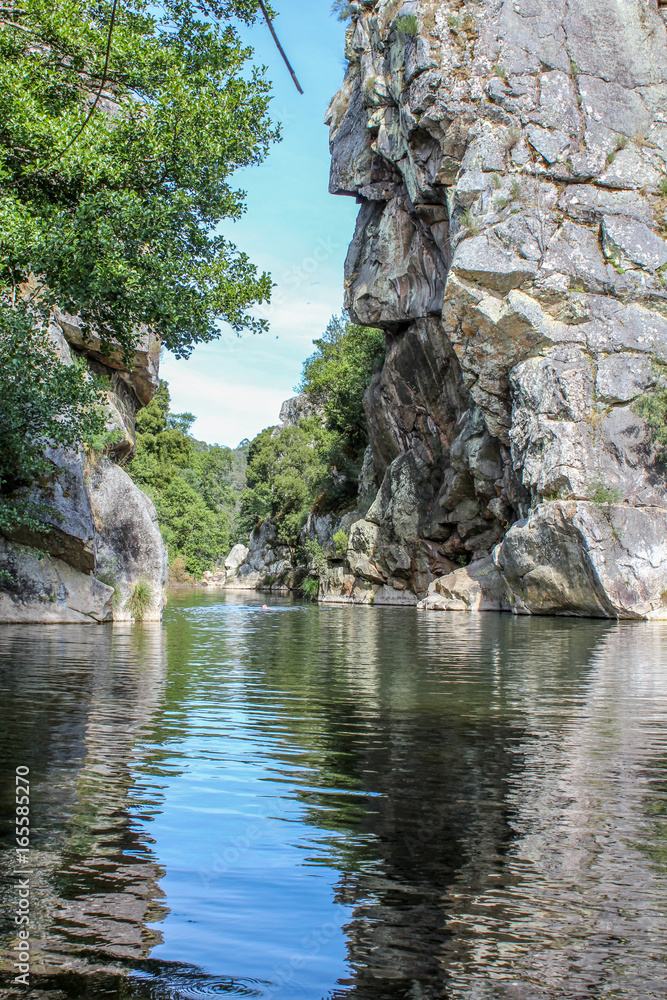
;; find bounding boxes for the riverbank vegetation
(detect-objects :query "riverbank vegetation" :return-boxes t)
[128,383,246,579]
[239,314,384,545]
[125,314,384,578]
[0,0,277,530]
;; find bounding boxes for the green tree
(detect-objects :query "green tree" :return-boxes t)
[239,314,385,545]
[0,305,106,531]
[299,313,384,451]
[0,0,278,358]
[239,419,342,544]
[128,380,237,576]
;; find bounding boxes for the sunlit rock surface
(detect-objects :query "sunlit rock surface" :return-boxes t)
[321,0,667,618]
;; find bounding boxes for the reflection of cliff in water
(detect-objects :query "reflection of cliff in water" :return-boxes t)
[219,608,667,999]
[222,609,613,999]
[0,624,170,982]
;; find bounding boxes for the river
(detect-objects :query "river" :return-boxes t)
[1,591,666,999]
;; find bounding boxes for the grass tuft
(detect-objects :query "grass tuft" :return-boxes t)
[588,483,623,506]
[126,581,152,620]
[395,14,419,35]
[301,576,320,602]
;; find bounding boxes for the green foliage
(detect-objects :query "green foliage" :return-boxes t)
[635,387,667,448]
[240,314,385,547]
[395,14,419,35]
[460,207,479,233]
[301,576,319,601]
[304,538,327,574]
[588,482,623,506]
[0,302,106,531]
[299,313,384,452]
[128,380,239,577]
[333,529,348,554]
[0,0,278,360]
[239,419,344,545]
[331,1,354,20]
[126,580,151,620]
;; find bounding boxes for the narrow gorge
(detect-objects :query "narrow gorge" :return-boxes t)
[4,0,667,622]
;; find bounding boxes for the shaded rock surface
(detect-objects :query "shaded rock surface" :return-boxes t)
[88,458,168,621]
[0,537,114,624]
[0,314,167,623]
[316,0,667,619]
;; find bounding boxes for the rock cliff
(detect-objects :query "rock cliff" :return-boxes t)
[0,312,168,623]
[322,0,667,618]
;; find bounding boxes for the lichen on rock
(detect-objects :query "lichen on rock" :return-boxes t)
[322,0,667,618]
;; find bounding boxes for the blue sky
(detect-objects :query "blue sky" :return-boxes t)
[160,0,359,447]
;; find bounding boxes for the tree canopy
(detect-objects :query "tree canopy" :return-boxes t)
[0,0,279,358]
[239,314,385,545]
[299,313,384,450]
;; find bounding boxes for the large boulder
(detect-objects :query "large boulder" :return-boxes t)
[0,537,114,624]
[224,543,249,574]
[87,458,168,621]
[228,520,293,591]
[496,501,667,620]
[418,557,509,613]
[6,447,97,572]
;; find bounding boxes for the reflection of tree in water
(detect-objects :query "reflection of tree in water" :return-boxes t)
[0,624,172,990]
[228,608,614,999]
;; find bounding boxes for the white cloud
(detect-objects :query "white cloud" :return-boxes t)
[161,368,290,448]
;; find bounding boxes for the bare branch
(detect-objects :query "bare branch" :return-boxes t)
[258,0,303,95]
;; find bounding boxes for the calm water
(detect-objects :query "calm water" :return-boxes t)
[1,591,667,1000]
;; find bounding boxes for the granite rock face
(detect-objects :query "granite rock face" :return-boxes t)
[496,501,667,620]
[0,537,114,624]
[88,458,168,622]
[322,0,667,619]
[0,315,168,623]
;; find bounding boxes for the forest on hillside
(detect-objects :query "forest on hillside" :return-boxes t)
[128,314,384,580]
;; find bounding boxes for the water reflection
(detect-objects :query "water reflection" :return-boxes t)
[0,594,666,1000]
[0,624,170,985]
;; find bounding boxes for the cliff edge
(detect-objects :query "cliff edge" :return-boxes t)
[323,0,667,618]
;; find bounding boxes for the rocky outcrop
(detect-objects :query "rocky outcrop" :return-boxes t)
[0,314,168,623]
[321,0,667,619]
[277,394,324,429]
[227,519,296,591]
[0,536,114,624]
[496,500,667,620]
[88,458,168,621]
